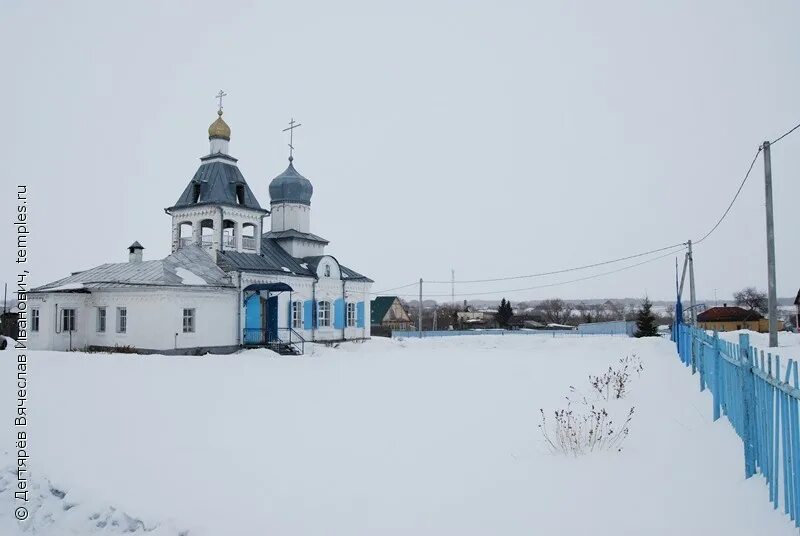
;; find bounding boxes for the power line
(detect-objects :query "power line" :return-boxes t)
[694,147,762,245]
[426,242,686,284]
[396,247,684,298]
[375,119,796,296]
[770,120,800,145]
[372,282,419,294]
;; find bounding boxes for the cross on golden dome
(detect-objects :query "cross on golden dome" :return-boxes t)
[208,90,231,141]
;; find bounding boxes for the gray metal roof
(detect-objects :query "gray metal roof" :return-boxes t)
[340,265,373,282]
[33,245,234,291]
[268,159,313,206]
[217,239,372,282]
[217,238,315,276]
[169,160,266,213]
[263,229,329,244]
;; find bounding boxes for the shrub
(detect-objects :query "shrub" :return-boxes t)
[589,354,643,400]
[539,355,642,456]
[78,345,138,354]
[539,404,635,457]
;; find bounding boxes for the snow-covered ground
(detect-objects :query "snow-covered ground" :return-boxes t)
[1,336,795,535]
[718,329,800,350]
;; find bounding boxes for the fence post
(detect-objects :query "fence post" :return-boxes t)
[739,332,757,478]
[698,333,706,391]
[712,331,721,421]
[685,325,692,366]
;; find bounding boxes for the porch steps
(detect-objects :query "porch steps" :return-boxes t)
[268,342,301,356]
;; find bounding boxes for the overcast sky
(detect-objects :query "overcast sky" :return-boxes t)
[2,0,798,304]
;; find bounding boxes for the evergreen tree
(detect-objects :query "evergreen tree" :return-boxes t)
[495,298,514,329]
[634,297,659,338]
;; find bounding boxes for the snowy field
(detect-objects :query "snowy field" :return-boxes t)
[718,329,800,350]
[1,335,796,535]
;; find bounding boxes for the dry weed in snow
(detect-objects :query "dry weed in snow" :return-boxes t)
[539,355,641,456]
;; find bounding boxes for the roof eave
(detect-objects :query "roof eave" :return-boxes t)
[165,202,270,215]
[199,152,237,162]
[270,199,312,207]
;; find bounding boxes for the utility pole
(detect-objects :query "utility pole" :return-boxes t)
[762,141,779,348]
[686,239,698,374]
[418,278,423,338]
[451,269,455,306]
[687,240,697,325]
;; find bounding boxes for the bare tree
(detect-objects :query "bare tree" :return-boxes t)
[536,298,569,324]
[590,303,608,322]
[576,302,592,323]
[604,300,625,321]
[733,287,768,315]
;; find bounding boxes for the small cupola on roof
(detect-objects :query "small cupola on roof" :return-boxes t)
[208,90,232,155]
[128,241,144,263]
[208,110,231,141]
[269,157,314,206]
[268,119,315,238]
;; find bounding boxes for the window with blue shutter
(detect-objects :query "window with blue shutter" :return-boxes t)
[303,300,314,328]
[356,302,365,328]
[333,298,345,329]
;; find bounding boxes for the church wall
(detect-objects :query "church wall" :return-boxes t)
[27,288,239,352]
[270,203,310,233]
[276,239,325,258]
[313,276,345,341]
[26,293,90,351]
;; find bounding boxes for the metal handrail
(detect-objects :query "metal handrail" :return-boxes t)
[287,327,305,355]
[242,327,305,355]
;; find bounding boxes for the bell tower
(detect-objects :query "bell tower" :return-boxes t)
[165,93,269,257]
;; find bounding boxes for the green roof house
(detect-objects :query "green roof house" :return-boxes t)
[370,296,412,330]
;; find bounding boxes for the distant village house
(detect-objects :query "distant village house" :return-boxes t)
[697,304,784,333]
[371,297,412,331]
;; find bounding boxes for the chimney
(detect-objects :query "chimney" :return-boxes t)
[128,241,144,263]
[723,303,727,307]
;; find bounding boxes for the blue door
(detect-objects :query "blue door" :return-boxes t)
[267,295,279,342]
[244,294,263,344]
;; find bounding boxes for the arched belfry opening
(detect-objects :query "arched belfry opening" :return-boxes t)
[200,219,215,248]
[242,223,257,251]
[179,222,194,247]
[222,220,237,249]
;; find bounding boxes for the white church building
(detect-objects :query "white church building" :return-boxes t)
[28,106,373,354]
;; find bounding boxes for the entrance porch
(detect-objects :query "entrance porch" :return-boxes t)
[242,283,305,355]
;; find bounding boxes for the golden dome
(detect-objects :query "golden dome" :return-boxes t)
[208,110,231,140]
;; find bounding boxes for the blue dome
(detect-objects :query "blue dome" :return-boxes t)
[268,159,313,206]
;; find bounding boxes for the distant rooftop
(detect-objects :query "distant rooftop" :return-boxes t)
[697,306,764,323]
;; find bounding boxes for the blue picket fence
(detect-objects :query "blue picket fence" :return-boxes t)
[675,323,800,527]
